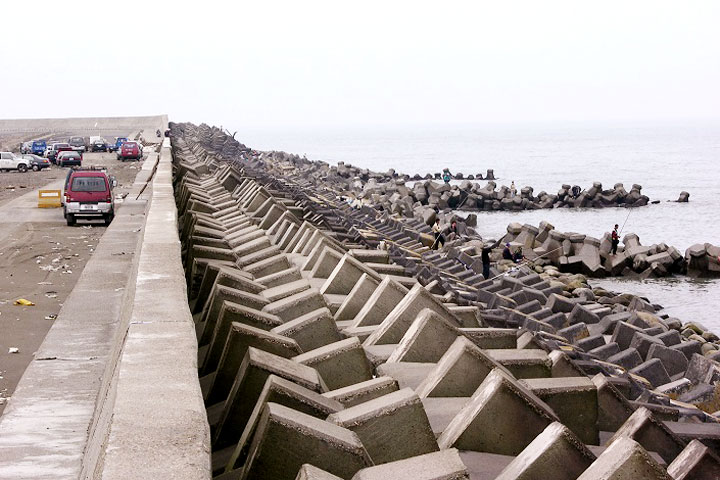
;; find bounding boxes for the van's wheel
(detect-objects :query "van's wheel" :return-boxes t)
[66,214,76,226]
[18,164,27,173]
[104,211,114,226]
[32,165,40,171]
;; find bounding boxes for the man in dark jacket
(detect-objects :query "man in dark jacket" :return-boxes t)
[611,224,620,255]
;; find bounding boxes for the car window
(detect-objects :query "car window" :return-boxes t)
[71,176,107,192]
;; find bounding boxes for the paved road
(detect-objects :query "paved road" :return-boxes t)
[0,151,144,415]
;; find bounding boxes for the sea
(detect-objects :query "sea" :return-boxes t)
[236,121,720,330]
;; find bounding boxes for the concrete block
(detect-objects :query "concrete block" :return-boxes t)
[388,308,462,362]
[672,341,703,362]
[309,247,345,279]
[296,465,343,480]
[328,388,439,464]
[438,368,559,455]
[546,293,576,313]
[460,328,517,349]
[322,376,400,408]
[590,342,620,361]
[647,343,689,377]
[611,321,645,350]
[495,422,596,480]
[320,253,382,295]
[350,449,469,480]
[261,279,311,302]
[262,288,328,323]
[333,274,380,321]
[667,439,720,480]
[364,284,462,346]
[214,347,327,449]
[296,464,344,480]
[202,301,284,374]
[293,338,374,390]
[568,303,600,325]
[548,350,587,378]
[376,362,436,391]
[486,349,552,379]
[521,377,599,445]
[225,375,344,472]
[577,437,673,480]
[206,323,302,405]
[271,307,343,352]
[199,285,270,346]
[607,406,686,464]
[558,322,590,343]
[240,403,371,480]
[416,336,507,398]
[630,332,665,360]
[607,348,643,370]
[351,276,409,327]
[591,374,636,432]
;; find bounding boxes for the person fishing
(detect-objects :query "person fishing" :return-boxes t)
[502,243,514,260]
[513,247,524,263]
[442,169,452,184]
[432,219,445,250]
[611,224,620,255]
[481,238,502,279]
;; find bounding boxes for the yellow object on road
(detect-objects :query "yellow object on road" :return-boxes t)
[38,190,62,208]
[14,298,35,306]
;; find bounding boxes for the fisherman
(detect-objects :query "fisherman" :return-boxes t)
[510,181,517,198]
[513,247,524,263]
[611,224,620,255]
[502,243,514,260]
[481,238,501,279]
[432,219,445,250]
[442,169,452,184]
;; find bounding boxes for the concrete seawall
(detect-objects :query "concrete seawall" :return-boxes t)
[0,137,210,478]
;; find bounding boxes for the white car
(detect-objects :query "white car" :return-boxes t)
[0,152,29,172]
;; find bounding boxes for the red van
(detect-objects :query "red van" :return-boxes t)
[117,141,142,161]
[63,169,116,226]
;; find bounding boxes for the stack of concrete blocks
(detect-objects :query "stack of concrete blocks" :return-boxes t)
[493,222,686,278]
[685,243,720,278]
[170,123,720,480]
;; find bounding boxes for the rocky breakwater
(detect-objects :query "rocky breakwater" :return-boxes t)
[358,179,651,214]
[498,222,685,279]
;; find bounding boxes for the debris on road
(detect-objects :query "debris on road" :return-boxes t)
[13,299,35,306]
[8,348,19,354]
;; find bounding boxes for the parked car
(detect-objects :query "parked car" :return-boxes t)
[20,142,32,154]
[0,152,29,172]
[63,168,116,226]
[68,136,86,152]
[57,151,83,167]
[90,139,108,152]
[31,140,47,156]
[22,154,51,171]
[117,141,142,161]
[108,137,128,153]
[47,143,72,163]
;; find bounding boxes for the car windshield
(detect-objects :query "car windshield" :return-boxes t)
[61,152,79,158]
[94,140,104,144]
[57,143,70,148]
[124,142,137,148]
[71,176,107,192]
[33,141,46,147]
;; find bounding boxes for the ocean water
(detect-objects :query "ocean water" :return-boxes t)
[237,122,720,329]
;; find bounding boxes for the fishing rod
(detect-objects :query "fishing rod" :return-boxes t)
[485,243,566,282]
[619,206,633,234]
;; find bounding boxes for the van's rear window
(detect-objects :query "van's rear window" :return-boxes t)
[71,176,106,192]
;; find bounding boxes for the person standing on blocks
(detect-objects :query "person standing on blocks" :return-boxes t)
[481,238,502,279]
[510,181,517,198]
[432,219,445,250]
[442,169,452,184]
[611,224,620,255]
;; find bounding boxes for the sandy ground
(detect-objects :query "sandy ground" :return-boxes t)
[0,151,147,415]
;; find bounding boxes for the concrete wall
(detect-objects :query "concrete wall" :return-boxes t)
[0,136,210,479]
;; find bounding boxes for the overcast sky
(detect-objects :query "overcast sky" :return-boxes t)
[2,1,720,129]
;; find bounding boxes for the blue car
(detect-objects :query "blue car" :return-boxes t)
[108,137,128,153]
[31,140,47,156]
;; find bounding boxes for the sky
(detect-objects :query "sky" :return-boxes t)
[2,0,720,130]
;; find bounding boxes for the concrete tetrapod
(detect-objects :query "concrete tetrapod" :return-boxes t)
[577,436,673,480]
[437,368,560,455]
[327,388,439,465]
[240,403,372,480]
[495,422,596,480]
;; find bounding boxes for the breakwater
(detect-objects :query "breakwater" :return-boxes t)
[173,121,720,479]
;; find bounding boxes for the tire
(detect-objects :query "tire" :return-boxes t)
[18,164,27,173]
[32,165,40,172]
[104,211,114,226]
[66,213,75,226]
